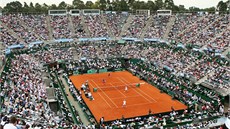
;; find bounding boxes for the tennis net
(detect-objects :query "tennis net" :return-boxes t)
[93,83,140,92]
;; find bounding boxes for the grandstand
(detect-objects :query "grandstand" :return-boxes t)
[0,5,229,129]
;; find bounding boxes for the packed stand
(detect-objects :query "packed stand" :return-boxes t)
[127,60,223,128]
[1,54,60,128]
[0,47,79,128]
[0,25,20,47]
[177,14,216,45]
[122,15,149,38]
[189,15,229,48]
[0,23,228,128]
[50,16,72,39]
[71,16,87,38]
[144,15,170,39]
[168,14,202,42]
[38,48,73,63]
[84,58,122,70]
[66,58,122,74]
[207,23,230,52]
[206,66,230,90]
[84,15,109,37]
[105,14,128,37]
[0,14,40,44]
[20,15,49,40]
[147,48,199,74]
[184,56,220,80]
[75,41,126,59]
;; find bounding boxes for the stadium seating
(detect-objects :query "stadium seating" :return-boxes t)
[84,15,109,37]
[50,16,72,39]
[105,14,128,37]
[1,14,40,44]
[20,15,49,40]
[122,15,148,38]
[144,15,170,39]
[0,12,229,129]
[71,16,87,38]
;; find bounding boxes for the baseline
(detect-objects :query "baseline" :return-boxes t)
[110,95,141,99]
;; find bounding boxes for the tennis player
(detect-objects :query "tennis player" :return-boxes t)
[102,79,106,84]
[122,99,126,108]
[124,85,128,92]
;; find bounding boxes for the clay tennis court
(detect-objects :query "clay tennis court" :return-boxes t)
[69,71,187,123]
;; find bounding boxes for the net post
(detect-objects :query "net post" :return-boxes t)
[136,83,140,87]
[93,88,98,92]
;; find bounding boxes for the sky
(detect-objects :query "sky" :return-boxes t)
[0,0,228,9]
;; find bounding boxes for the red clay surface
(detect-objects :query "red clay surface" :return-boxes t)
[69,71,187,123]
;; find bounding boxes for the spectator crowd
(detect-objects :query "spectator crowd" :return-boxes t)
[0,12,229,129]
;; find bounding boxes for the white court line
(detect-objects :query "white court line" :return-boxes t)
[110,95,141,99]
[91,80,119,108]
[109,83,126,97]
[116,77,153,103]
[89,82,113,108]
[126,102,153,107]
[110,82,127,85]
[120,77,157,103]
[89,76,121,82]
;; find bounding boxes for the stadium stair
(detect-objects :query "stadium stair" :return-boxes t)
[221,26,230,56]
[140,16,153,40]
[101,15,114,38]
[120,45,130,56]
[163,16,176,40]
[0,41,5,52]
[73,49,81,60]
[119,15,134,38]
[68,15,76,38]
[195,71,215,85]
[80,15,91,38]
[96,47,104,59]
[222,47,230,56]
[201,81,230,97]
[0,58,5,78]
[46,16,53,40]
[60,75,91,125]
[142,47,151,56]
[0,21,25,44]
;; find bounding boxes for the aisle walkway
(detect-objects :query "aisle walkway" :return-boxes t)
[60,75,90,125]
